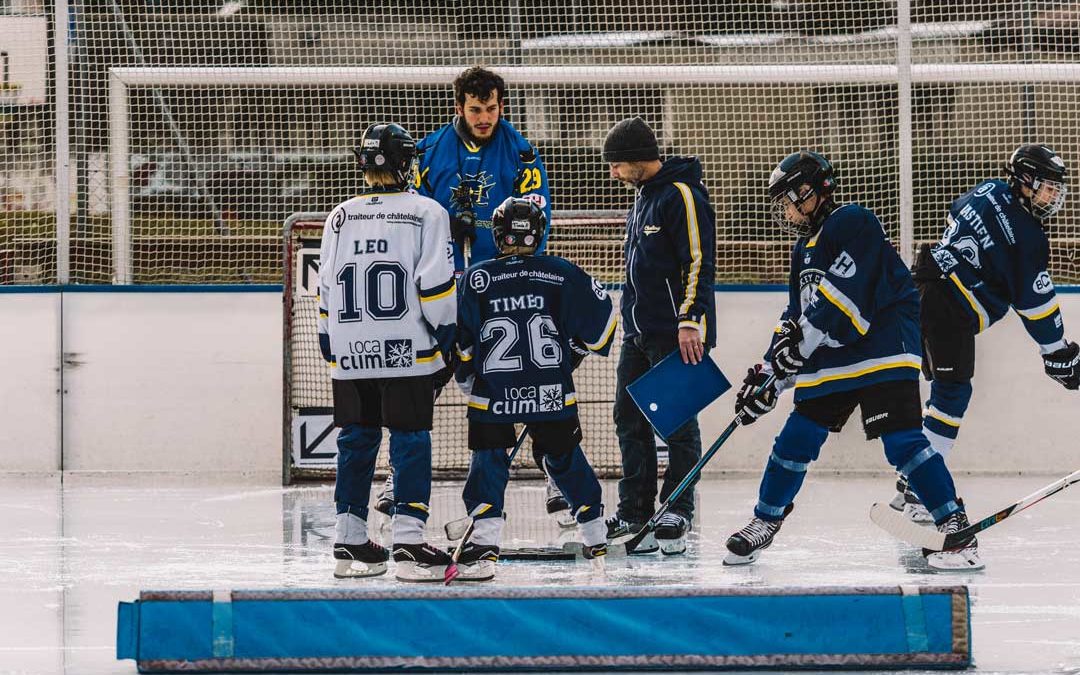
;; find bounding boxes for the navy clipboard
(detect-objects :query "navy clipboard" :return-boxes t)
[626,350,731,441]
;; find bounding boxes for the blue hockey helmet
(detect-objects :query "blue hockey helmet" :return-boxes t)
[492,197,546,255]
[768,149,836,237]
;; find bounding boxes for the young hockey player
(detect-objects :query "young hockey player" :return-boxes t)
[727,149,983,571]
[318,122,457,581]
[893,144,1075,523]
[451,197,619,580]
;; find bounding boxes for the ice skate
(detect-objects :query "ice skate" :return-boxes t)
[924,509,984,571]
[333,541,389,579]
[605,514,658,554]
[724,504,793,565]
[545,475,575,528]
[654,511,690,556]
[393,542,453,582]
[374,472,395,516]
[452,543,499,582]
[889,474,933,524]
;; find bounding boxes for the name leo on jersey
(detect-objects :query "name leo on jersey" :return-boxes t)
[489,293,546,313]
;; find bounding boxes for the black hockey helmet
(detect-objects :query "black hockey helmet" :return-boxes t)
[353,123,417,187]
[768,149,836,237]
[491,197,546,254]
[1005,143,1068,220]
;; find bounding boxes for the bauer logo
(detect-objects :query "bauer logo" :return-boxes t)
[1033,271,1054,294]
[828,251,857,278]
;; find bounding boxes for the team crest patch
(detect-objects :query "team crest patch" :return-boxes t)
[384,339,414,368]
[539,384,564,412]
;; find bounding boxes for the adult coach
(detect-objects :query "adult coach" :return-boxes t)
[603,117,716,555]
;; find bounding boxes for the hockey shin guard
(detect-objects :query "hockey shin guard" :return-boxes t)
[922,380,972,460]
[544,447,604,525]
[755,412,827,521]
[387,429,433,525]
[462,447,511,521]
[334,424,382,519]
[882,428,960,523]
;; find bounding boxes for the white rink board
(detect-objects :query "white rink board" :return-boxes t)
[1,289,1080,475]
[0,292,60,472]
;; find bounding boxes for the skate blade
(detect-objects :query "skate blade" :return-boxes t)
[926,550,985,571]
[449,561,495,582]
[722,550,759,566]
[333,560,388,579]
[395,562,450,583]
[658,537,687,556]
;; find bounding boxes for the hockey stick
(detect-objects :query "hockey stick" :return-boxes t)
[444,427,529,585]
[616,375,776,553]
[870,468,1080,551]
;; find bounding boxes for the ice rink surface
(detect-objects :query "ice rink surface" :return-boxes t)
[3,473,1078,675]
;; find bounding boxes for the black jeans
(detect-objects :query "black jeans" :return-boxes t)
[613,334,703,522]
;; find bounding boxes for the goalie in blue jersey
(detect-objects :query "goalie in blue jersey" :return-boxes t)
[726,150,983,571]
[893,144,1075,523]
[451,197,619,580]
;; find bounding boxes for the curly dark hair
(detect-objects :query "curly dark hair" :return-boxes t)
[453,66,506,106]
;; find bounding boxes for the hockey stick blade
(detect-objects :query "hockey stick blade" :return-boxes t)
[871,468,1080,551]
[443,427,530,541]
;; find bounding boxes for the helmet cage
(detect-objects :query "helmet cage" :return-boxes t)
[1006,144,1068,221]
[768,150,835,238]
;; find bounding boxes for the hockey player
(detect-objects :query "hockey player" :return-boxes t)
[450,197,618,581]
[318,122,457,582]
[376,67,568,524]
[893,144,1075,523]
[604,117,717,556]
[727,149,983,571]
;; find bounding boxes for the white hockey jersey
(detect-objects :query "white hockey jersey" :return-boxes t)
[317,189,457,380]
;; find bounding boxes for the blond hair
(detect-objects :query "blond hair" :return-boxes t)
[364,168,401,187]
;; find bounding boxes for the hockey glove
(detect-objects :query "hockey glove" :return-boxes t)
[735,364,778,425]
[433,350,459,400]
[451,211,477,247]
[1043,341,1080,390]
[770,318,805,378]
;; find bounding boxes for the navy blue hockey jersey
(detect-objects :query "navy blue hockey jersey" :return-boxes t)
[415,119,551,270]
[455,254,618,422]
[769,204,922,401]
[930,179,1065,352]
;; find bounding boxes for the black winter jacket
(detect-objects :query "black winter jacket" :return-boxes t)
[621,156,716,347]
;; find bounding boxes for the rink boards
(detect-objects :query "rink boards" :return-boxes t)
[117,585,971,672]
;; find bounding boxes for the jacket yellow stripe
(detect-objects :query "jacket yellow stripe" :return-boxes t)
[673,182,702,317]
[795,360,920,388]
